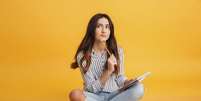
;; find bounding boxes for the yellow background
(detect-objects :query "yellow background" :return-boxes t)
[0,0,201,101]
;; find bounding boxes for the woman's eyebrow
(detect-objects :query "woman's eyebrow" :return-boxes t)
[97,23,102,25]
[97,23,109,26]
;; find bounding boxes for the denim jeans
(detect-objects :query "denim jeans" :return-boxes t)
[83,82,144,101]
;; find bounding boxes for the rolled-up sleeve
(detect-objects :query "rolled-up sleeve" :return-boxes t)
[76,51,103,93]
[115,48,127,87]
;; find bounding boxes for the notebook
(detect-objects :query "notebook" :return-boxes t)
[119,72,151,91]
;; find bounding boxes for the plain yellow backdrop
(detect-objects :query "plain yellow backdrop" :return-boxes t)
[0,0,201,101]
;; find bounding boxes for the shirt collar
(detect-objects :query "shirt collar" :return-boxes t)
[91,48,107,57]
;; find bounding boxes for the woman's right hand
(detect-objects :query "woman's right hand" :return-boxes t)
[107,54,117,74]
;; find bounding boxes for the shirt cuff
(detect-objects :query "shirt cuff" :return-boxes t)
[116,75,127,87]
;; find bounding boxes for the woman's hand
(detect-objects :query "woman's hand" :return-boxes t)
[119,79,136,91]
[124,79,135,86]
[107,54,117,74]
[100,54,117,87]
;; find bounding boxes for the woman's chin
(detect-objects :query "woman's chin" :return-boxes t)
[97,38,107,43]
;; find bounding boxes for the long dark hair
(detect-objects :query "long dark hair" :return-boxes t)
[71,13,120,75]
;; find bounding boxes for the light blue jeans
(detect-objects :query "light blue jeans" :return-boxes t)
[83,82,144,101]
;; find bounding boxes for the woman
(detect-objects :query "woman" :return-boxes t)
[69,13,144,101]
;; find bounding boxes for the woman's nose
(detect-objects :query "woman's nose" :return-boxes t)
[101,27,106,33]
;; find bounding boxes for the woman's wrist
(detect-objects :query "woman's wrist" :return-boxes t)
[99,68,113,86]
[104,68,113,75]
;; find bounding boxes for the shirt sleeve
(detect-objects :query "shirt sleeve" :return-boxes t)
[76,51,103,93]
[115,47,128,87]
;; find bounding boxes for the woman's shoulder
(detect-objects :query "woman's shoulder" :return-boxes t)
[117,45,124,51]
[76,50,84,61]
[117,45,124,54]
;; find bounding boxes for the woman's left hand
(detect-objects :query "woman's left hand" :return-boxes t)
[124,79,135,86]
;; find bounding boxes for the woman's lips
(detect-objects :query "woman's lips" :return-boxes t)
[100,35,107,37]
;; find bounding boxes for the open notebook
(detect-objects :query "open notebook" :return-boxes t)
[118,72,151,92]
[108,72,151,100]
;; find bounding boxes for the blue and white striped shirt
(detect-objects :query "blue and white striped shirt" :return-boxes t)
[77,47,127,93]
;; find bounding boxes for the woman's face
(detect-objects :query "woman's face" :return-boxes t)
[95,17,110,42]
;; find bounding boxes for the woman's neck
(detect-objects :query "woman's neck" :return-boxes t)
[92,41,106,53]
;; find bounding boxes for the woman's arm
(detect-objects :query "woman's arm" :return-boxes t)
[77,51,102,93]
[99,68,113,87]
[115,47,128,87]
[99,54,117,86]
[77,51,112,93]
[77,51,116,93]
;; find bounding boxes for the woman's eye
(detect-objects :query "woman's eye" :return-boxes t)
[96,24,101,28]
[106,25,110,29]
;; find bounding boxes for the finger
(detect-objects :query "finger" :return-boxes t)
[112,55,117,64]
[110,55,116,64]
[111,54,116,60]
[128,79,134,83]
[110,54,114,60]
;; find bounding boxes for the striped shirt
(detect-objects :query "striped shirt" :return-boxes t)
[77,47,127,93]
